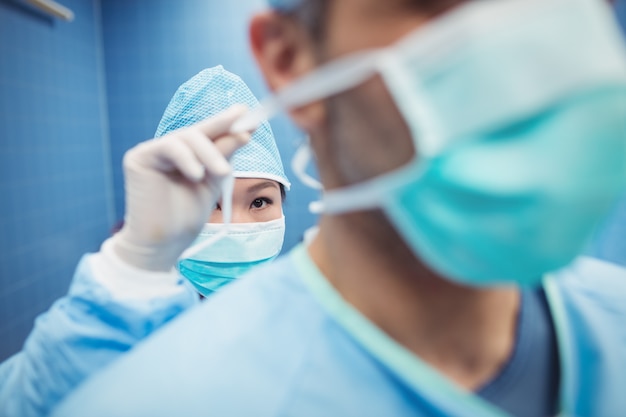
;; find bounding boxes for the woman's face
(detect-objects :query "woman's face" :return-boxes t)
[209,178,283,223]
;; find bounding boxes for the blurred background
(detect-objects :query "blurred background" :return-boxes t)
[0,0,320,361]
[0,0,624,362]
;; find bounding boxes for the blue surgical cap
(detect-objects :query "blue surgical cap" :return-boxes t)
[155,66,290,190]
[267,0,303,11]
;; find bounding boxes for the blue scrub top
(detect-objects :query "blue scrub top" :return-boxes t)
[477,288,560,416]
[52,245,626,417]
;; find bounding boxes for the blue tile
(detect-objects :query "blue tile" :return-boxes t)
[0,0,112,360]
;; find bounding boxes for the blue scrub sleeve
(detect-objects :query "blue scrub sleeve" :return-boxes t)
[0,253,198,417]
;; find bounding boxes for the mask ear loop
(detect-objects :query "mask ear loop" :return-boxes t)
[230,50,383,135]
[179,174,234,260]
[291,137,327,216]
[291,138,323,190]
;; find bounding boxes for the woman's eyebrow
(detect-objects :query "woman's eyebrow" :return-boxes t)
[246,181,279,194]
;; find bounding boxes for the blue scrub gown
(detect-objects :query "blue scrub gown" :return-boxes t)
[48,244,626,417]
[0,256,198,417]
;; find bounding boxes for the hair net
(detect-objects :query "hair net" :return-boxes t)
[155,66,290,190]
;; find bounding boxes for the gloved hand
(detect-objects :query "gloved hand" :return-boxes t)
[112,105,250,272]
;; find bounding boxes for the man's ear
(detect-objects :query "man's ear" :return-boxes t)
[249,12,325,131]
[250,11,315,91]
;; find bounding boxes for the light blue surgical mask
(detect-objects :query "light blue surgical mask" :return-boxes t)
[234,0,626,287]
[178,216,285,296]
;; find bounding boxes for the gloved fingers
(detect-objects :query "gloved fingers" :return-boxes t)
[195,104,250,139]
[214,131,251,159]
[188,103,251,166]
[180,128,236,179]
[154,137,221,182]
[124,104,250,183]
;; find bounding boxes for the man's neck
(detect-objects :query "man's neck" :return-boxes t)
[308,213,520,391]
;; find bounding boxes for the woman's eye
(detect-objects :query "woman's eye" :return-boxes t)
[214,202,222,211]
[251,198,272,209]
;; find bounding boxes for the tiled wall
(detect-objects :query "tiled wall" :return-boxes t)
[615,0,626,31]
[587,0,626,265]
[0,0,114,361]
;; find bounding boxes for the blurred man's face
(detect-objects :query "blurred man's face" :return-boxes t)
[252,0,462,187]
[314,0,432,60]
[306,0,445,187]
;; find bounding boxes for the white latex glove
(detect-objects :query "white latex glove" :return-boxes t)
[112,105,250,272]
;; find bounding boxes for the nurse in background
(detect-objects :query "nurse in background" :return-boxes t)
[0,65,290,417]
[155,66,290,297]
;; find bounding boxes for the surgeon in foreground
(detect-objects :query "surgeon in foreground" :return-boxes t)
[54,0,626,416]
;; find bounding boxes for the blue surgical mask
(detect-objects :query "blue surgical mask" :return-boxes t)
[178,216,285,296]
[235,0,626,287]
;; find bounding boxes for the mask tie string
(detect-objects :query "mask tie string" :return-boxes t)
[179,174,234,260]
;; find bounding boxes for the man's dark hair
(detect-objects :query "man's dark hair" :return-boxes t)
[284,0,466,43]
